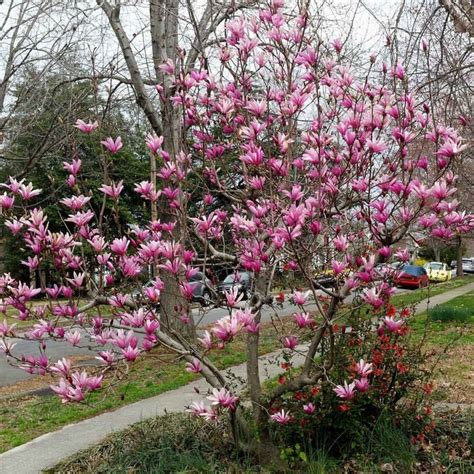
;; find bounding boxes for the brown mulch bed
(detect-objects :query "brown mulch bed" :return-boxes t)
[431,344,474,404]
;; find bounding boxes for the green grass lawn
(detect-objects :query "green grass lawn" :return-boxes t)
[409,290,474,346]
[390,274,474,308]
[407,290,474,404]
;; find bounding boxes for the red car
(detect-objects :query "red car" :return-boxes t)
[394,265,429,289]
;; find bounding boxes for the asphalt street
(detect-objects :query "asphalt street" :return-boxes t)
[0,289,398,387]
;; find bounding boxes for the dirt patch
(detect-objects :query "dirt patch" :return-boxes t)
[431,344,474,404]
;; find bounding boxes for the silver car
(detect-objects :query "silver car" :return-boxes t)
[450,258,474,273]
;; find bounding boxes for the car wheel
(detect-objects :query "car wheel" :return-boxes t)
[201,290,211,307]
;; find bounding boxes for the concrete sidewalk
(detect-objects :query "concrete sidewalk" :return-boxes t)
[1,282,473,473]
[413,281,474,315]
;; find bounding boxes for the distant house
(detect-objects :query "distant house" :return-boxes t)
[464,235,474,256]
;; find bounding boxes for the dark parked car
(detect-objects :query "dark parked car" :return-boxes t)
[450,258,474,273]
[130,272,215,306]
[394,265,429,289]
[188,271,216,305]
[218,271,252,299]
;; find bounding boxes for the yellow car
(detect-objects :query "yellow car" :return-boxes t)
[425,262,452,282]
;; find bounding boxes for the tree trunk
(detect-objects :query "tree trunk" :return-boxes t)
[246,271,272,425]
[99,0,195,341]
[155,0,195,341]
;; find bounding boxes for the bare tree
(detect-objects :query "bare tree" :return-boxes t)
[92,0,261,338]
[0,0,94,166]
[440,0,473,36]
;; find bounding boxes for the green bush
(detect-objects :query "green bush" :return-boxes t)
[428,305,472,323]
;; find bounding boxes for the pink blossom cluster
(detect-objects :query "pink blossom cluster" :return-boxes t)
[333,359,373,400]
[187,388,239,421]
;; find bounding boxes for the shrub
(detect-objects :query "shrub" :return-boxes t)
[263,304,435,469]
[428,305,472,323]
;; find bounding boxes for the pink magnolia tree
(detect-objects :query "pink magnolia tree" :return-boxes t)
[0,1,472,452]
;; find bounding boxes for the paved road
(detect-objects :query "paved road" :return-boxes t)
[0,289,398,387]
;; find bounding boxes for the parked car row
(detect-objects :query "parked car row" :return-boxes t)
[130,271,254,307]
[394,264,429,289]
[424,262,452,282]
[131,256,470,305]
[217,271,252,300]
[450,258,474,273]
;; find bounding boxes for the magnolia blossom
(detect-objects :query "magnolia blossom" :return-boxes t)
[185,358,203,373]
[96,350,115,365]
[0,319,16,337]
[198,331,213,350]
[18,183,41,200]
[101,136,123,154]
[212,315,240,342]
[282,335,299,350]
[65,331,81,346]
[134,181,160,201]
[362,288,384,309]
[122,345,140,361]
[292,290,310,305]
[391,63,405,80]
[63,159,81,175]
[207,388,239,410]
[270,409,292,424]
[145,134,164,154]
[354,378,370,393]
[334,381,357,400]
[0,193,14,210]
[0,340,17,355]
[294,312,312,328]
[187,401,208,417]
[51,379,84,403]
[75,119,98,133]
[303,403,316,414]
[50,358,72,377]
[99,181,124,199]
[223,286,244,306]
[186,401,218,422]
[355,359,373,377]
[382,316,405,333]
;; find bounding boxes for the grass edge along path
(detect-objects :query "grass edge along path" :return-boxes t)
[0,344,309,473]
[390,274,474,308]
[0,276,473,455]
[0,322,283,454]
